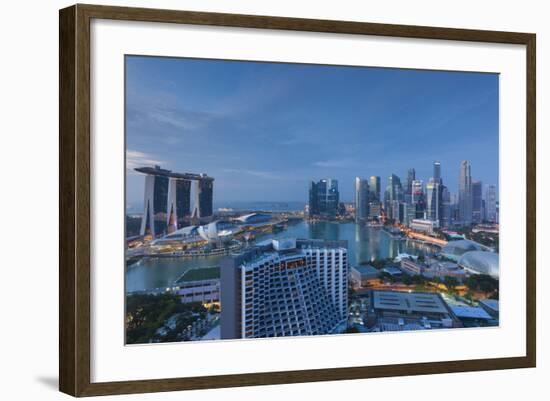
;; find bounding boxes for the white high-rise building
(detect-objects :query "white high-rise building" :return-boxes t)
[220,239,348,339]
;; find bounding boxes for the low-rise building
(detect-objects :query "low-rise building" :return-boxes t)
[426,261,467,279]
[410,219,439,234]
[478,299,499,319]
[450,305,497,327]
[367,290,461,331]
[382,266,403,278]
[400,258,426,275]
[472,224,499,234]
[350,265,380,288]
[173,267,220,304]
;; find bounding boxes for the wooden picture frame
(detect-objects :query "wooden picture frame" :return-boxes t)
[59,3,536,397]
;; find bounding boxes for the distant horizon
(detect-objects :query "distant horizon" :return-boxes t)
[125,56,499,210]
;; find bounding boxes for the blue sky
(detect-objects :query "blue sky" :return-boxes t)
[125,55,498,209]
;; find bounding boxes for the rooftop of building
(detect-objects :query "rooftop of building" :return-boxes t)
[372,290,449,314]
[352,264,379,275]
[235,238,348,267]
[382,266,403,276]
[394,253,418,262]
[442,239,487,253]
[135,165,214,181]
[175,267,220,284]
[235,212,273,223]
[458,250,499,279]
[478,299,499,312]
[450,305,493,320]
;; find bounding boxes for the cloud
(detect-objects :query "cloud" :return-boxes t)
[221,168,284,180]
[126,150,167,173]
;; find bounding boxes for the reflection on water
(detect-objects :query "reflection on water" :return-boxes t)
[125,220,435,292]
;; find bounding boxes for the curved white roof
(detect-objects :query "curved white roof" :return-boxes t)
[458,251,499,279]
[442,239,486,261]
[197,220,240,242]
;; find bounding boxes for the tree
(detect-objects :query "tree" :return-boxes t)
[125,293,207,344]
[443,276,459,289]
[370,258,393,269]
[465,274,499,295]
[402,275,413,286]
[378,272,395,283]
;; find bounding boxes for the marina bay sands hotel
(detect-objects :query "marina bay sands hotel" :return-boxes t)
[135,166,214,239]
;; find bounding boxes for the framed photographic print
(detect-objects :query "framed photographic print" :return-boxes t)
[59,4,536,397]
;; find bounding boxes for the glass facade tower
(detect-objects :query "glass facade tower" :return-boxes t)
[458,160,473,225]
[355,177,369,222]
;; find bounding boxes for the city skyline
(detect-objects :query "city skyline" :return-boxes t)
[125,55,501,345]
[126,56,499,209]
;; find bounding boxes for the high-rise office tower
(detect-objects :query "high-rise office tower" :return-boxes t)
[431,161,445,223]
[402,202,417,227]
[369,176,381,202]
[389,174,402,201]
[368,202,382,219]
[355,177,369,222]
[426,178,439,222]
[391,200,400,223]
[220,239,348,339]
[458,161,473,225]
[411,179,425,218]
[405,168,416,203]
[485,185,497,223]
[472,180,483,224]
[309,179,339,217]
[385,174,402,219]
[441,186,451,227]
[433,161,442,184]
[308,181,320,216]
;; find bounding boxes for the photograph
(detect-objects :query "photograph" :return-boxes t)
[124,55,500,345]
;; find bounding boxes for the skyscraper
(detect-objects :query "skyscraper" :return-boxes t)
[166,178,191,234]
[220,239,348,339]
[441,186,451,227]
[385,174,402,219]
[472,180,483,223]
[308,179,339,217]
[369,176,381,202]
[136,165,214,238]
[308,181,319,216]
[192,177,214,219]
[355,177,369,222]
[433,161,442,184]
[426,178,439,222]
[405,168,416,203]
[458,160,473,225]
[411,179,425,218]
[428,161,445,224]
[485,185,497,223]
